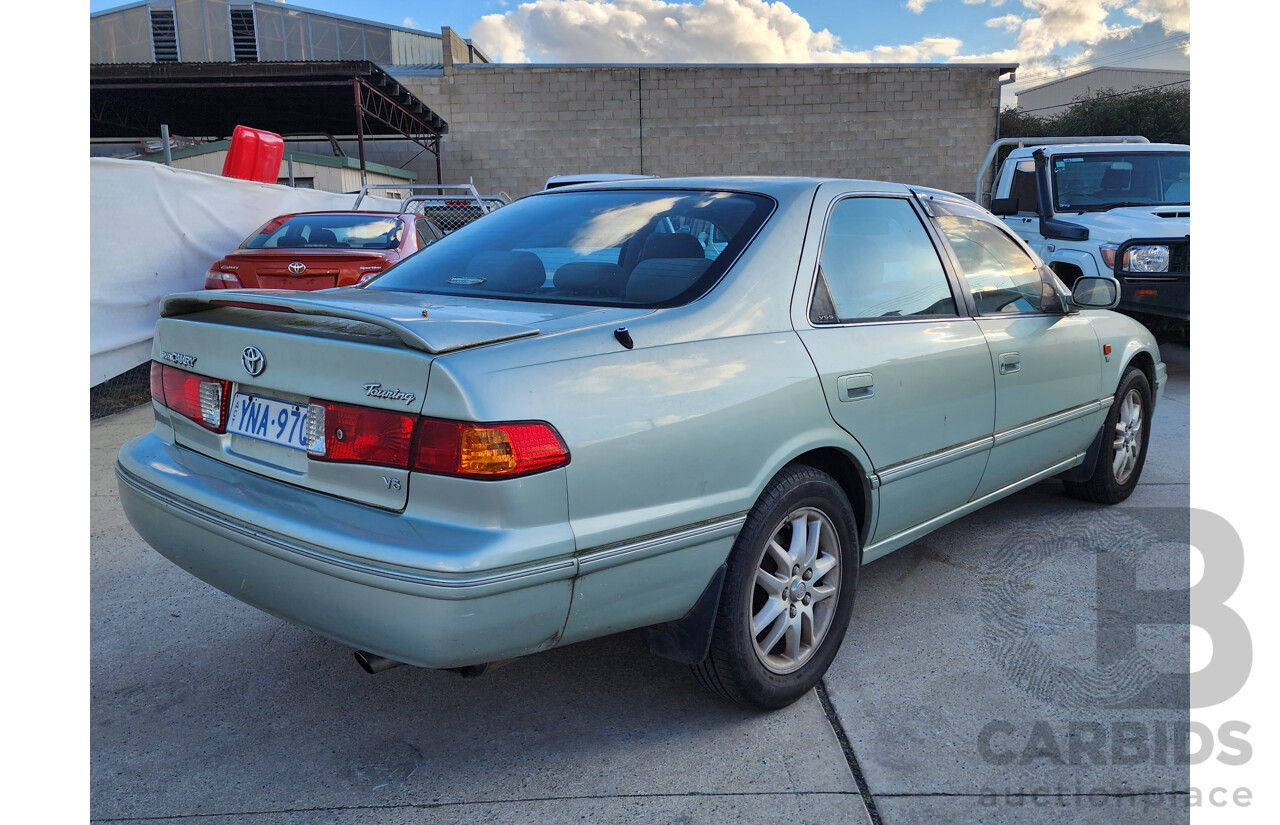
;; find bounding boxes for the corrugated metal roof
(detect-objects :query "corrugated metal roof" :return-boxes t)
[387,64,447,77]
[90,0,444,39]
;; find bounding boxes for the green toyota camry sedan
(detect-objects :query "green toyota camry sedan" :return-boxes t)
[118,177,1164,710]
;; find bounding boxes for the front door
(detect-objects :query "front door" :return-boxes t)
[931,208,1104,497]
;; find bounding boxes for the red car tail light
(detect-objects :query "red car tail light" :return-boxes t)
[357,262,391,285]
[307,401,416,469]
[205,268,243,289]
[412,418,570,479]
[153,363,229,431]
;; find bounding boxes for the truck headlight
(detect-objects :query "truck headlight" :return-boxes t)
[1123,245,1170,273]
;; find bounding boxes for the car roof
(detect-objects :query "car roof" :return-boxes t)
[530,175,922,199]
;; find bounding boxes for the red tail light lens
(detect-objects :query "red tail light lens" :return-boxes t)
[153,362,229,432]
[308,401,416,468]
[412,418,570,479]
[205,269,243,289]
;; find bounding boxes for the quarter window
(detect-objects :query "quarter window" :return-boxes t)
[416,219,441,247]
[936,216,1050,315]
[811,197,956,324]
[1008,160,1039,214]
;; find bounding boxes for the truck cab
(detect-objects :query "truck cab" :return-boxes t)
[981,139,1190,340]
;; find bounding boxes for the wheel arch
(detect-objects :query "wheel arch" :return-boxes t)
[642,443,872,667]
[1047,248,1101,285]
[785,446,872,555]
[1125,348,1156,392]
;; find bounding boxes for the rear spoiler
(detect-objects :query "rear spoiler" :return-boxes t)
[161,291,539,355]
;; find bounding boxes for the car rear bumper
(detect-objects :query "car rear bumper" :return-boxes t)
[116,433,576,669]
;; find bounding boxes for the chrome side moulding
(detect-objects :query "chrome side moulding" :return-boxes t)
[575,514,748,574]
[993,400,1104,447]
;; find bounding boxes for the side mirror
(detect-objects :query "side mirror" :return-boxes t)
[990,197,1019,216]
[1071,276,1120,310]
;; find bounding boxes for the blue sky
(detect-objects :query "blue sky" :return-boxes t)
[88,1,1190,99]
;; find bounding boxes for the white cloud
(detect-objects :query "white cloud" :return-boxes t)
[1125,0,1189,33]
[467,0,1189,83]
[403,17,416,29]
[472,0,915,63]
[986,13,1023,32]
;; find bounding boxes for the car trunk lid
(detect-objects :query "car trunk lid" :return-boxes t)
[221,249,393,290]
[154,289,647,509]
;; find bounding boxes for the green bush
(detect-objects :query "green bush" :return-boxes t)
[1000,85,1190,145]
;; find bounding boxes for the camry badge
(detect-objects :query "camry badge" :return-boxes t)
[288,261,307,275]
[242,346,266,377]
[159,350,197,368]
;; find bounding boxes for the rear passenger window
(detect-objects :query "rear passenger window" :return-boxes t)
[935,216,1052,315]
[416,220,440,247]
[810,197,957,324]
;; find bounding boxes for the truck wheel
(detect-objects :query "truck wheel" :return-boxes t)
[691,465,859,709]
[1064,366,1151,504]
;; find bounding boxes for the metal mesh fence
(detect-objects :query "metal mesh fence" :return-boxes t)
[91,363,152,420]
[410,198,508,234]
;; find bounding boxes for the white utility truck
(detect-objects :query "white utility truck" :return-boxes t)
[976,136,1189,340]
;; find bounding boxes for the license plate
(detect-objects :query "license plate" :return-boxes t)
[227,392,309,451]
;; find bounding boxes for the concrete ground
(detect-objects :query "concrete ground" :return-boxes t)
[91,344,1189,825]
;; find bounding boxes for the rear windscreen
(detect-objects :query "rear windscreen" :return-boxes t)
[244,215,405,250]
[365,189,774,307]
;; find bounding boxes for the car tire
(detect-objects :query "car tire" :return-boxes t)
[1063,366,1152,505]
[691,464,859,710]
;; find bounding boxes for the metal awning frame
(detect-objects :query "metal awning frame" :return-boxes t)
[91,61,446,184]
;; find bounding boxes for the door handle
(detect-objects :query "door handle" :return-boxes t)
[837,372,874,402]
[998,352,1021,375]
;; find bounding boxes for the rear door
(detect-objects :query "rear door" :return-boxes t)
[928,200,1104,497]
[795,187,995,544]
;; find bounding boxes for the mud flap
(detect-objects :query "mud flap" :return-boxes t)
[1057,423,1105,483]
[641,564,727,665]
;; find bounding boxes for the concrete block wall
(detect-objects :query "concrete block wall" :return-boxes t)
[397,64,1005,199]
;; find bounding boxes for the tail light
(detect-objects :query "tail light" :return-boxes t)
[205,268,243,289]
[307,407,570,479]
[152,372,570,479]
[151,362,229,431]
[357,263,389,285]
[413,418,570,479]
[306,402,416,469]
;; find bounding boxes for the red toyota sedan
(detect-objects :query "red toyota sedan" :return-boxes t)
[205,211,445,291]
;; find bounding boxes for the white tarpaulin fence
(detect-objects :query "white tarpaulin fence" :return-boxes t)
[90,158,400,386]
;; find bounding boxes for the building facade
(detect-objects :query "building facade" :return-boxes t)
[1014,67,1190,118]
[90,0,488,66]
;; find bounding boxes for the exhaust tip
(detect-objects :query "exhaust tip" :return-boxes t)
[354,650,404,674]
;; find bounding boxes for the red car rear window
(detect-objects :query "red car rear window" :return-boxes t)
[245,215,404,251]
